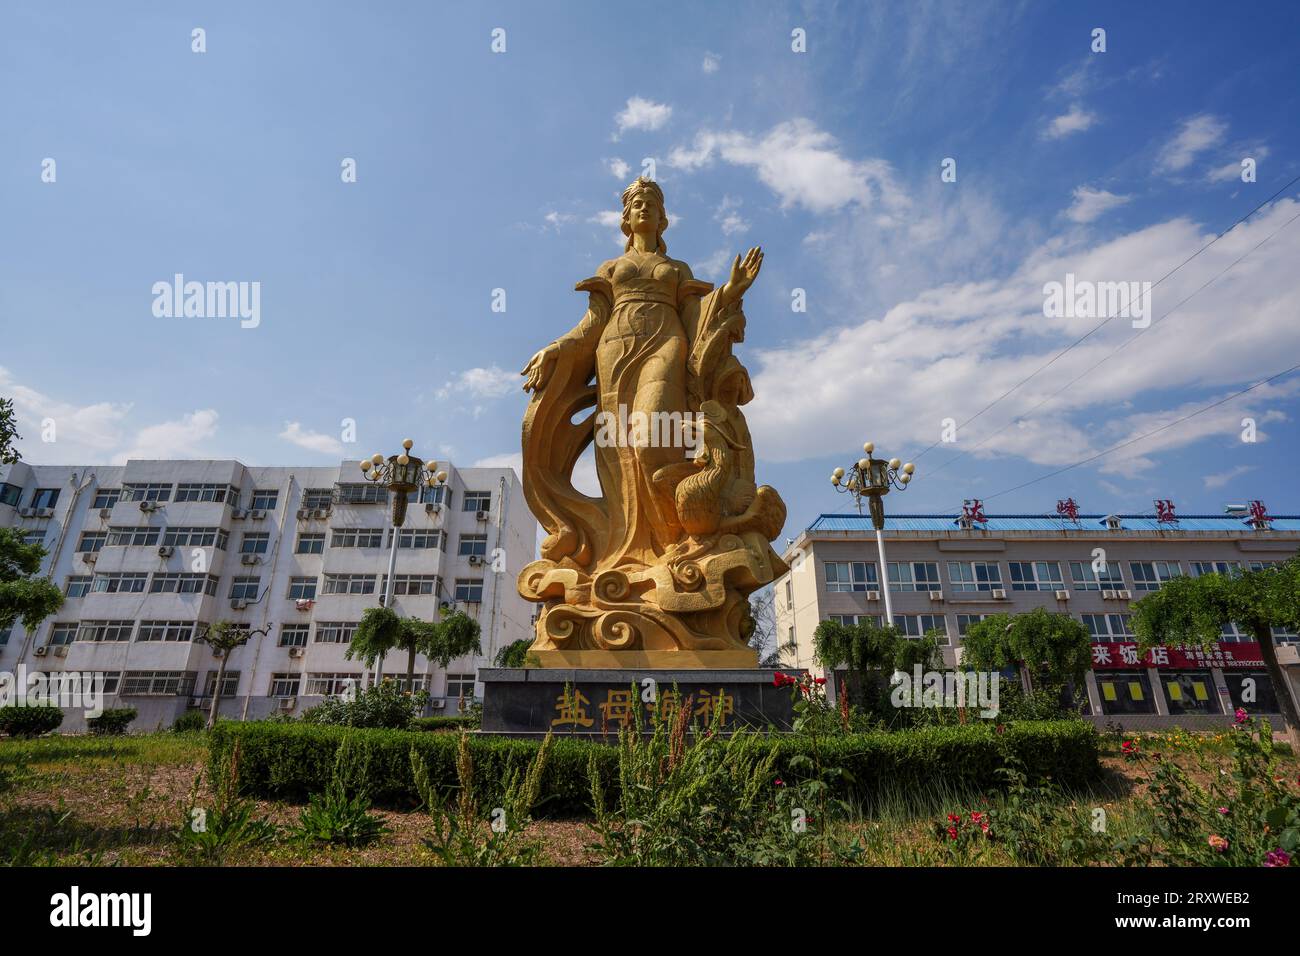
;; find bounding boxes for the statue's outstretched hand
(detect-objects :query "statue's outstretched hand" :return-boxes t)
[522,342,561,392]
[721,246,763,305]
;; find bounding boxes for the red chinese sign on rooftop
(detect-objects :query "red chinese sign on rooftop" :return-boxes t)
[1154,499,1177,523]
[961,499,987,524]
[1056,497,1080,522]
[1089,641,1263,670]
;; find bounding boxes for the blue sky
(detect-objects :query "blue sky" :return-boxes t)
[3,1,1299,542]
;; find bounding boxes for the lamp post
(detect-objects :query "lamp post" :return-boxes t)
[359,439,447,686]
[830,442,915,624]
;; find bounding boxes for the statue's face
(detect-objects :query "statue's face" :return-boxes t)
[627,190,662,237]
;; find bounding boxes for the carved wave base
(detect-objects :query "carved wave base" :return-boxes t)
[518,530,786,670]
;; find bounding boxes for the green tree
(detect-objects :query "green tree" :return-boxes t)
[347,606,404,680]
[0,528,64,639]
[494,638,532,668]
[426,610,482,669]
[348,606,482,694]
[1,397,21,465]
[1131,559,1300,737]
[196,621,264,730]
[962,609,1091,690]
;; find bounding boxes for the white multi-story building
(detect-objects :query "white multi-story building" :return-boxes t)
[0,458,537,730]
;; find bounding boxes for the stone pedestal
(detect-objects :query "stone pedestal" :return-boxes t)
[478,667,805,738]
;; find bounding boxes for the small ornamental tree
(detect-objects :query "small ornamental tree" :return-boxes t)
[962,609,1092,695]
[196,620,262,730]
[494,638,532,668]
[1131,559,1300,737]
[1,396,21,465]
[347,606,404,683]
[0,528,64,638]
[812,618,943,707]
[349,607,482,696]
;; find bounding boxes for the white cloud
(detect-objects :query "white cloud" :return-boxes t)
[111,409,219,464]
[1157,114,1227,174]
[0,366,130,458]
[714,195,749,236]
[1066,186,1131,224]
[279,421,343,456]
[1207,145,1269,183]
[606,158,630,179]
[695,248,732,281]
[614,96,672,136]
[472,452,523,481]
[669,119,907,215]
[543,210,577,230]
[1202,464,1254,490]
[1044,104,1097,139]
[702,52,720,74]
[438,365,518,401]
[743,198,1300,480]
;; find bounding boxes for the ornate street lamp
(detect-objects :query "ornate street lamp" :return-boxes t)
[358,439,447,683]
[830,442,915,622]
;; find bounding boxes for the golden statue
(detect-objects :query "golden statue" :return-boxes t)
[518,178,788,668]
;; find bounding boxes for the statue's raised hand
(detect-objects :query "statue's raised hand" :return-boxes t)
[521,342,561,393]
[721,246,763,306]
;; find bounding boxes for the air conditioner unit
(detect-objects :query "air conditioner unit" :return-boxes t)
[1055,590,1070,600]
[81,552,98,564]
[53,646,68,658]
[288,646,304,658]
[296,508,309,520]
[990,588,1007,599]
[928,590,944,602]
[158,545,175,557]
[231,508,247,519]
[865,590,881,601]
[36,507,54,518]
[312,508,329,519]
[230,598,248,610]
[1101,589,1116,600]
[430,699,447,710]
[33,645,48,657]
[139,500,159,512]
[475,510,488,521]
[98,507,112,519]
[1117,589,1133,600]
[468,555,484,566]
[189,697,205,708]
[424,502,441,514]
[278,696,297,710]
[19,507,36,518]
[240,553,260,565]
[250,509,266,520]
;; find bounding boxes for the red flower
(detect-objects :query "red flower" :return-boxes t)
[970,811,983,822]
[947,813,961,823]
[946,826,958,840]
[1234,708,1248,724]
[814,677,826,685]
[1121,740,1138,756]
[774,778,784,787]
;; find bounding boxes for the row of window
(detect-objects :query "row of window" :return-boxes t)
[29,669,479,701]
[73,527,487,556]
[821,558,1277,595]
[6,482,490,514]
[62,571,483,603]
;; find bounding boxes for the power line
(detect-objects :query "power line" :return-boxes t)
[905,173,1300,464]
[923,205,1300,480]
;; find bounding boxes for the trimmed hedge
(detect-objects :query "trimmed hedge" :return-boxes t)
[410,716,476,732]
[87,708,137,736]
[0,705,65,738]
[209,720,1101,818]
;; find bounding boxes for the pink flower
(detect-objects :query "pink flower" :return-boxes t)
[1208,835,1229,852]
[1264,849,1291,868]
[970,811,983,823]
[774,778,784,787]
[1234,708,1248,724]
[1217,807,1229,815]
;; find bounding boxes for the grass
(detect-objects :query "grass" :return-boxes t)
[1,728,1294,866]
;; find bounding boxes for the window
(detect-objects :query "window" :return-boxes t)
[203,670,241,698]
[94,672,121,695]
[1081,613,1134,641]
[463,491,492,513]
[137,620,195,642]
[322,574,376,595]
[302,488,333,510]
[314,622,357,645]
[1069,560,1124,590]
[892,614,949,644]
[824,561,879,592]
[305,672,360,696]
[0,483,21,507]
[1190,561,1237,577]
[0,627,10,646]
[296,533,325,554]
[174,483,234,503]
[419,484,448,506]
[279,624,309,647]
[947,561,1003,592]
[77,531,107,553]
[163,527,227,549]
[1008,561,1064,591]
[1162,671,1221,716]
[229,576,261,600]
[385,674,428,693]
[78,620,135,643]
[150,573,219,596]
[121,671,196,696]
[124,483,172,502]
[387,574,438,595]
[393,528,445,550]
[269,673,301,697]
[91,572,148,594]
[1095,670,1156,715]
[250,490,278,511]
[31,488,60,509]
[446,673,476,700]
[64,576,93,598]
[1223,671,1281,714]
[107,526,160,547]
[21,530,47,546]
[240,532,270,554]
[458,534,488,557]
[784,578,793,608]
[955,614,988,637]
[888,562,941,592]
[92,488,121,509]
[331,527,384,548]
[454,579,484,603]
[49,623,78,646]
[1129,561,1182,591]
[827,614,882,627]
[335,483,386,505]
[288,577,317,600]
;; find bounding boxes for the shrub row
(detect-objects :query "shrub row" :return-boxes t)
[209,720,1101,818]
[410,716,476,732]
[0,705,64,738]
